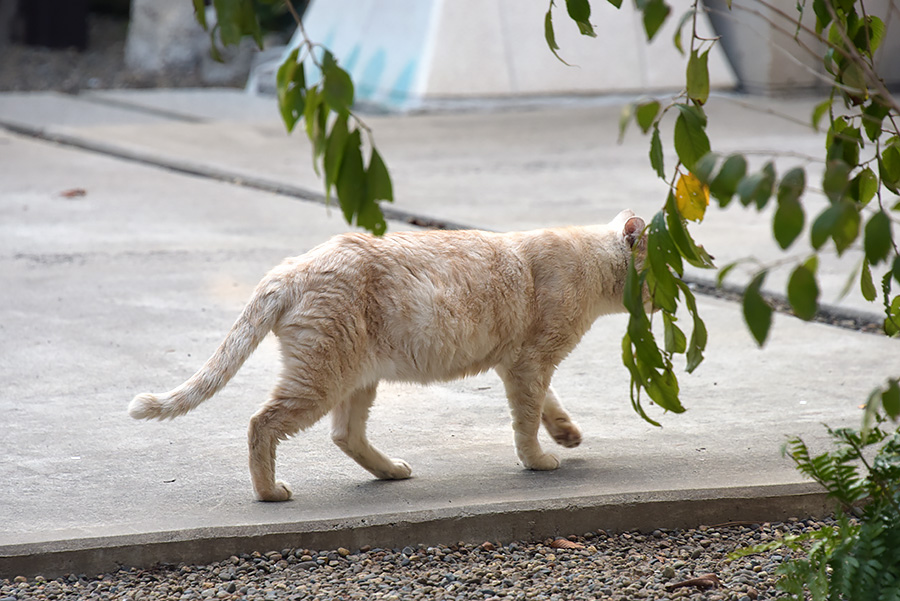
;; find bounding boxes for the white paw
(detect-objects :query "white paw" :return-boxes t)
[257,480,293,502]
[375,459,412,480]
[551,421,582,448]
[523,453,560,471]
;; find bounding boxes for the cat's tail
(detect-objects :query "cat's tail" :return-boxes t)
[128,276,286,421]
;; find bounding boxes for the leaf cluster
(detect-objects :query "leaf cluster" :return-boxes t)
[734,414,900,600]
[197,0,394,236]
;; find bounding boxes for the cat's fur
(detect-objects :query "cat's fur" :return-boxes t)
[129,210,647,501]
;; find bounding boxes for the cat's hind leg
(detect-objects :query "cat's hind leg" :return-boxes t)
[541,386,582,449]
[330,384,412,480]
[248,383,333,502]
[496,364,560,471]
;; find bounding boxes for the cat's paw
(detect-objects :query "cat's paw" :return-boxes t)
[550,421,582,448]
[374,459,412,480]
[523,453,560,471]
[257,480,293,502]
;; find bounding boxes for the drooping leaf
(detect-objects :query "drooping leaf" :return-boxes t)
[672,9,694,55]
[773,167,806,249]
[787,261,819,320]
[850,167,878,205]
[323,112,350,200]
[323,57,355,113]
[544,4,572,65]
[693,153,718,184]
[861,259,877,301]
[650,125,665,179]
[709,154,747,207]
[665,193,716,269]
[366,146,393,203]
[686,49,710,105]
[192,0,208,29]
[566,0,598,35]
[882,379,900,419]
[811,203,841,250]
[673,104,710,172]
[862,100,890,142]
[675,171,710,222]
[642,0,671,41]
[822,160,851,203]
[675,279,707,373]
[336,129,366,225]
[832,199,861,255]
[736,162,776,210]
[880,145,900,192]
[864,210,893,265]
[635,100,661,134]
[743,271,773,347]
[213,0,242,46]
[276,48,305,132]
[663,313,687,354]
[812,98,832,131]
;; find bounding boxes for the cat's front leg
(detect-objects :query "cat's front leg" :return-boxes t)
[541,387,582,449]
[497,365,561,471]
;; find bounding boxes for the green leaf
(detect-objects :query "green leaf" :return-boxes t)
[649,125,665,179]
[544,5,573,65]
[192,0,208,29]
[213,0,242,46]
[672,9,694,55]
[882,379,900,419]
[737,162,776,210]
[743,271,773,347]
[861,259,877,301]
[673,104,710,172]
[686,49,710,105]
[812,0,831,32]
[864,210,893,265]
[709,154,747,207]
[693,153,718,184]
[635,100,660,134]
[663,312,687,354]
[885,294,900,336]
[239,0,263,49]
[357,195,387,236]
[862,100,890,142]
[675,279,707,373]
[823,160,851,203]
[323,112,349,199]
[787,262,819,320]
[664,193,716,269]
[650,209,684,276]
[811,203,841,250]
[323,59,355,113]
[642,0,671,41]
[276,48,305,133]
[850,167,878,205]
[336,129,366,225]
[854,15,886,58]
[773,167,806,249]
[832,200,861,255]
[812,98,831,131]
[366,146,393,203]
[566,0,598,35]
[880,145,900,191]
[841,63,868,102]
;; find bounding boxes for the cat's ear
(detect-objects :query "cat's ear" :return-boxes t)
[623,216,646,248]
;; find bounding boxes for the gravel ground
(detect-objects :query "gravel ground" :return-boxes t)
[1,518,835,601]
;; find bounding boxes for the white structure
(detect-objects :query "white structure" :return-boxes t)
[286,0,736,110]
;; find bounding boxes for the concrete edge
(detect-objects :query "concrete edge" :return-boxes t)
[0,483,831,579]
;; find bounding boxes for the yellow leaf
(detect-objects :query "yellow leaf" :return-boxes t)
[675,172,710,222]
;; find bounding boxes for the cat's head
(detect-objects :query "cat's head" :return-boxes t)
[611,209,647,259]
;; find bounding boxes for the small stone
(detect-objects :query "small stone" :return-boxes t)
[337,547,350,557]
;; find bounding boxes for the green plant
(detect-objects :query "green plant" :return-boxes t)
[732,412,900,599]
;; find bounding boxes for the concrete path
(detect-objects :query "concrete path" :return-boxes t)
[0,89,895,578]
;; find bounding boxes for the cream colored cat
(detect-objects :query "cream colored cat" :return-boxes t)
[129,210,646,501]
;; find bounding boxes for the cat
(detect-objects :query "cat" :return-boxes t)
[129,209,647,501]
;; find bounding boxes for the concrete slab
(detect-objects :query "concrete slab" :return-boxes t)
[1,89,896,577]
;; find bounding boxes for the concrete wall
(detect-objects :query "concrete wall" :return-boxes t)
[293,0,736,110]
